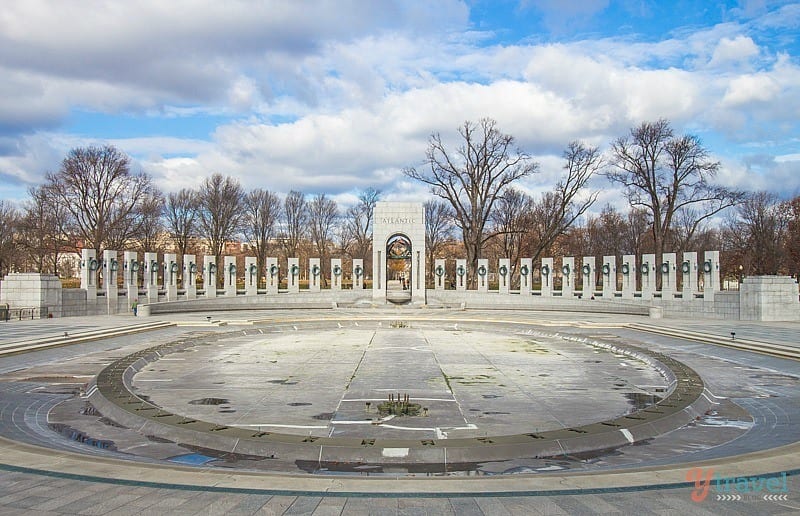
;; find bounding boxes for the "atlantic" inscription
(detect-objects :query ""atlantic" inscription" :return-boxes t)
[381,217,417,225]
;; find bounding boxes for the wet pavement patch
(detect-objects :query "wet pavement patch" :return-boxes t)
[167,453,217,465]
[188,398,229,405]
[98,417,126,428]
[146,434,174,443]
[80,404,101,416]
[624,392,662,410]
[28,385,81,395]
[48,423,117,451]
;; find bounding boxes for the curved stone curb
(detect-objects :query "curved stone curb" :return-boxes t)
[0,321,174,357]
[627,322,800,361]
[1,434,799,495]
[88,319,710,466]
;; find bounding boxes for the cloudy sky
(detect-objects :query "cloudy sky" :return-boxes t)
[1,0,798,210]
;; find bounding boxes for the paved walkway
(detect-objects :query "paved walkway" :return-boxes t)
[1,309,799,514]
[2,308,798,349]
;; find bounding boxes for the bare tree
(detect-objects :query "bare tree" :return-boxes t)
[280,190,307,260]
[196,173,245,266]
[341,187,380,262]
[404,118,537,283]
[308,193,339,284]
[786,195,800,278]
[488,188,531,278]
[724,191,790,275]
[19,185,72,274]
[587,204,629,257]
[243,188,281,277]
[623,207,652,258]
[132,191,166,253]
[424,199,454,280]
[606,119,743,263]
[528,141,601,261]
[44,145,157,262]
[0,200,21,276]
[163,188,199,258]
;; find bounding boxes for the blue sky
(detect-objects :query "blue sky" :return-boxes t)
[0,0,798,209]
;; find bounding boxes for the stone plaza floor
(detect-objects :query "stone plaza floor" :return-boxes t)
[0,308,799,514]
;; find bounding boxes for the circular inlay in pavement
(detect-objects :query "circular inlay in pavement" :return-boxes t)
[89,318,707,467]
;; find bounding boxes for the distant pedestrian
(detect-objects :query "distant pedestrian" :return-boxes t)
[132,299,138,316]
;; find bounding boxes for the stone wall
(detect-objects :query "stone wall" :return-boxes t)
[0,273,62,318]
[61,288,87,318]
[739,276,800,321]
[712,291,740,320]
[3,272,799,321]
[426,290,650,315]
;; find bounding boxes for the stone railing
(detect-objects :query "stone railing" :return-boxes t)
[2,249,798,321]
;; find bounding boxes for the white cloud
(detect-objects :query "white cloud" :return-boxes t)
[0,0,797,210]
[227,76,261,112]
[0,0,470,121]
[708,35,760,68]
[715,153,800,196]
[722,73,781,105]
[93,32,800,202]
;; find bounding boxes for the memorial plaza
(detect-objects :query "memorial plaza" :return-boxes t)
[1,203,799,514]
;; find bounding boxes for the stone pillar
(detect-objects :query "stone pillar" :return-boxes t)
[309,258,321,292]
[124,251,139,310]
[373,248,383,298]
[455,259,467,291]
[144,252,159,304]
[561,257,575,299]
[183,254,197,300]
[204,255,217,299]
[476,259,489,292]
[640,254,656,301]
[372,202,426,304]
[224,256,237,296]
[703,250,721,295]
[266,257,280,294]
[620,255,636,300]
[413,248,424,301]
[244,257,258,296]
[434,259,446,290]
[287,258,300,293]
[661,252,677,300]
[80,248,98,300]
[331,258,343,290]
[164,253,178,301]
[102,250,119,314]
[0,273,63,318]
[740,276,800,321]
[540,257,554,297]
[682,251,698,299]
[498,258,511,294]
[581,256,595,299]
[352,259,364,290]
[601,255,616,300]
[519,258,532,295]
